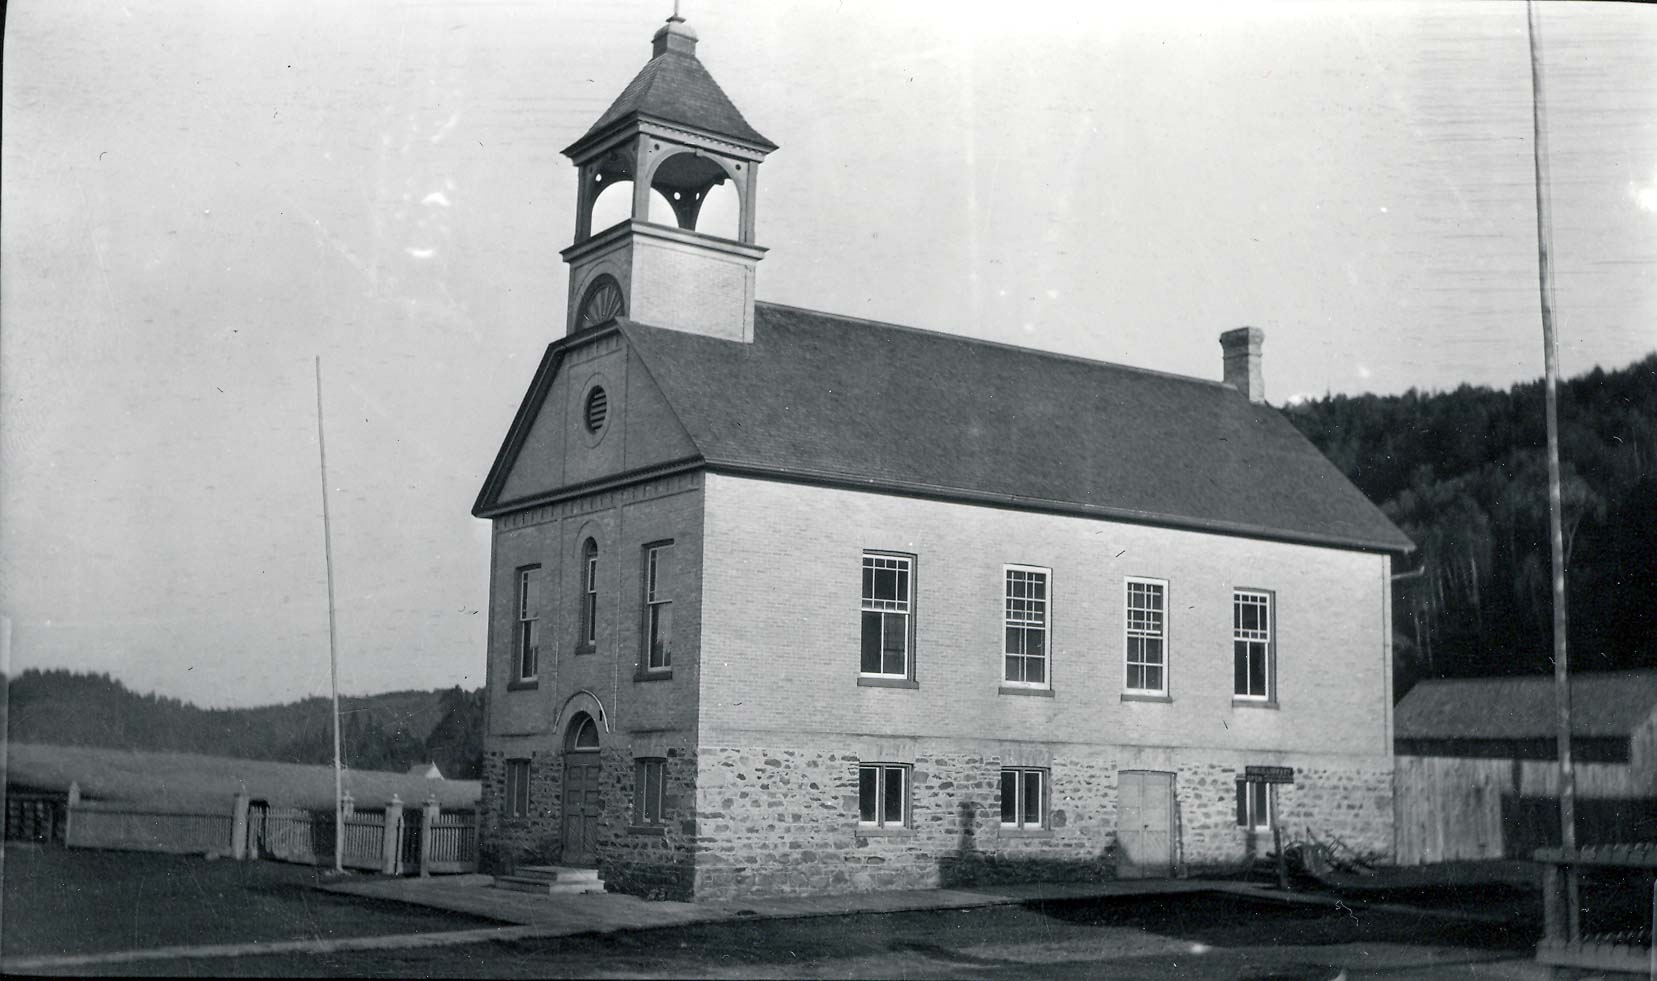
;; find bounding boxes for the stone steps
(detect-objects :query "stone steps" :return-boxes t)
[491,864,606,896]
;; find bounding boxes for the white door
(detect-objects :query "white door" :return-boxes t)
[1117,770,1174,878]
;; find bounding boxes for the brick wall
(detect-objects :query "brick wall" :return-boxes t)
[699,473,1392,757]
[693,474,1395,896]
[482,468,1398,899]
[478,472,705,891]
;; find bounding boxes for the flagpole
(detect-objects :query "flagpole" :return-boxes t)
[315,356,345,875]
[1526,0,1575,903]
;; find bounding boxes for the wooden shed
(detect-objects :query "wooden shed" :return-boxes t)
[1393,670,1657,864]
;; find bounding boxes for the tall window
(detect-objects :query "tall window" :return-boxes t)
[1124,578,1167,694]
[515,566,542,681]
[857,764,909,829]
[505,759,530,818]
[1003,566,1050,687]
[860,553,912,677]
[1000,768,1046,829]
[1233,590,1272,699]
[634,758,666,825]
[1236,779,1271,830]
[579,539,599,650]
[643,543,673,671]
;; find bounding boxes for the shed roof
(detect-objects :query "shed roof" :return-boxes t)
[1394,670,1657,741]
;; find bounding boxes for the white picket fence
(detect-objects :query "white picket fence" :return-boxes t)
[64,782,477,875]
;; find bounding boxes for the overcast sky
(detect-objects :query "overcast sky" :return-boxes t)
[3,0,1653,708]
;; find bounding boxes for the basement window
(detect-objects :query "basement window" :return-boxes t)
[634,758,666,826]
[1236,779,1271,830]
[505,759,530,818]
[858,763,909,830]
[1000,767,1047,830]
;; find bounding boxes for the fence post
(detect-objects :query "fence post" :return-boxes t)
[231,792,250,860]
[420,796,439,877]
[64,781,81,847]
[342,791,354,816]
[382,795,403,876]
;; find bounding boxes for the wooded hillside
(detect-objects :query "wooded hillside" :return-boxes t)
[1282,353,1657,696]
[5,670,484,779]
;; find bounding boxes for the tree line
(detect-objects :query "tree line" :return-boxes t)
[6,669,484,778]
[1282,352,1657,696]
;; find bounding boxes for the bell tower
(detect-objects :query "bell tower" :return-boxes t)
[560,12,775,341]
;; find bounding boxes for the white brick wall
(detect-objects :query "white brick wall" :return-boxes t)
[698,473,1393,762]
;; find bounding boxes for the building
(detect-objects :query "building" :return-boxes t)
[1393,671,1657,863]
[472,12,1413,900]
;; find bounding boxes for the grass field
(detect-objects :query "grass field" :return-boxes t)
[7,742,479,811]
[0,845,494,959]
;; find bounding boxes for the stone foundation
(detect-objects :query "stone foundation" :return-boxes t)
[692,746,1124,900]
[691,742,1392,900]
[478,742,700,899]
[593,745,699,901]
[478,748,564,874]
[484,738,1392,900]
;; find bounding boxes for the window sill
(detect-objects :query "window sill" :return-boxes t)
[574,643,597,656]
[633,668,673,683]
[506,678,539,692]
[855,825,914,838]
[998,685,1054,698]
[1232,698,1280,710]
[627,825,668,837]
[997,826,1054,838]
[857,676,918,689]
[1120,691,1171,703]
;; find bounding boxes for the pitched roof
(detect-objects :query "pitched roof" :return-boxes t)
[1394,671,1657,741]
[570,49,774,155]
[539,303,1407,553]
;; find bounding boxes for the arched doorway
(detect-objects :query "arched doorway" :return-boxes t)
[561,712,602,865]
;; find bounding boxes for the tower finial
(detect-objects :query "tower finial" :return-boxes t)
[653,3,697,57]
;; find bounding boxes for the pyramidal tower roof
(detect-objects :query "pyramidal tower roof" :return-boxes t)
[565,12,776,158]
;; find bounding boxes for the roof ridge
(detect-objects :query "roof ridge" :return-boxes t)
[754,301,1236,392]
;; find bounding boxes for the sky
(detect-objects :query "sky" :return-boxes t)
[2,0,1653,708]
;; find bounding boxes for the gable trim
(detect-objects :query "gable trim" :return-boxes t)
[472,325,627,517]
[476,457,705,520]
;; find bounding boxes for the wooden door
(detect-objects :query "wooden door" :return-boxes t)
[561,754,601,865]
[1117,770,1174,878]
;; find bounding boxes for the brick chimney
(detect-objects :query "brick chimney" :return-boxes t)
[1220,327,1265,404]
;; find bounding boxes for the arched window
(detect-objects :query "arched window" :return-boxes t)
[579,538,599,650]
[565,712,600,752]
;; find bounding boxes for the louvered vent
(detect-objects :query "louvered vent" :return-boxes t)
[584,387,608,433]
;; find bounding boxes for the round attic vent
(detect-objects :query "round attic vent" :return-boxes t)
[584,387,609,433]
